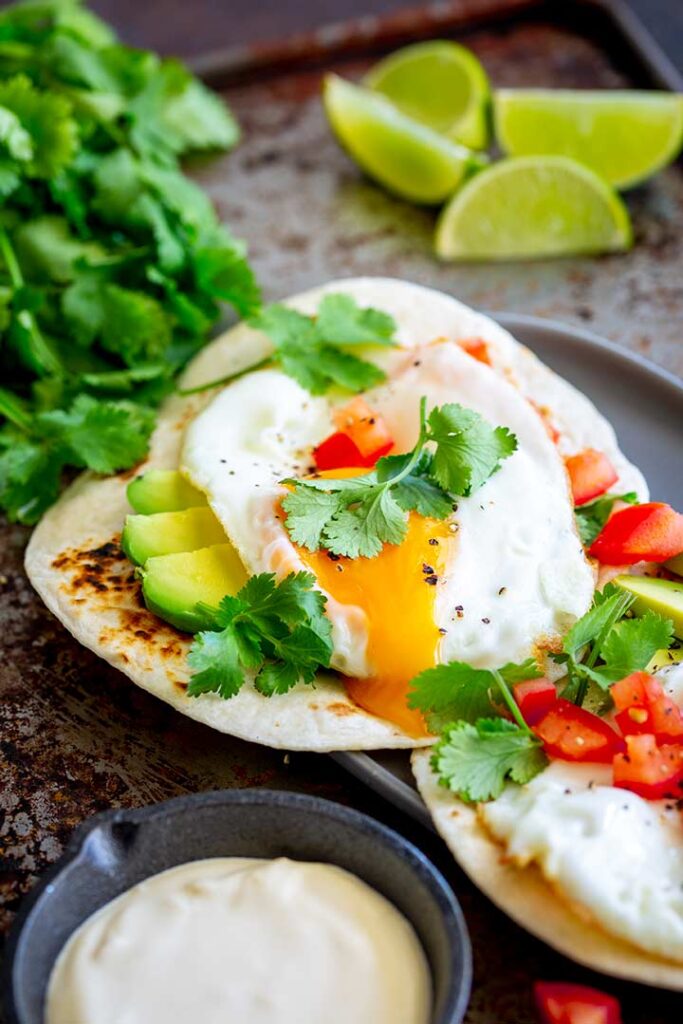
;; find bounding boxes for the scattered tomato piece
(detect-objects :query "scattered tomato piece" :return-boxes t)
[613,733,683,800]
[332,397,393,461]
[589,501,683,565]
[534,981,622,1024]
[313,431,365,470]
[459,337,491,365]
[534,699,624,763]
[513,678,557,726]
[612,671,683,744]
[314,398,394,471]
[565,448,618,506]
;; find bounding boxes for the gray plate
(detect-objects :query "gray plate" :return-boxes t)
[334,313,683,825]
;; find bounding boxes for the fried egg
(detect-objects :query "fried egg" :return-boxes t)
[479,663,683,963]
[181,338,594,735]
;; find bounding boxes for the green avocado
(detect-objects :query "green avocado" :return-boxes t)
[646,647,683,673]
[127,469,207,515]
[614,574,683,639]
[122,507,226,566]
[666,552,683,578]
[142,544,248,632]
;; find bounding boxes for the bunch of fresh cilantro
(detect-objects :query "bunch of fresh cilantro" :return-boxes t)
[0,0,260,524]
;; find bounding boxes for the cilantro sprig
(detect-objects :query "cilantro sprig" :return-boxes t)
[180,293,399,397]
[410,657,547,801]
[413,584,676,803]
[187,572,333,700]
[0,0,260,524]
[575,491,638,546]
[554,582,674,704]
[281,396,517,558]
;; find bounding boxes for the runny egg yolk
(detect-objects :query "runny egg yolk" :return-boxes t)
[293,470,455,737]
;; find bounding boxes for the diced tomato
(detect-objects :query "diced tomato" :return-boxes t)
[534,699,624,763]
[313,399,394,471]
[332,397,393,461]
[588,502,683,565]
[534,981,622,1024]
[612,671,683,744]
[459,337,491,365]
[613,733,683,800]
[513,678,557,726]
[565,449,618,506]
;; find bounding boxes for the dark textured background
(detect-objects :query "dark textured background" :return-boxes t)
[2,2,683,1022]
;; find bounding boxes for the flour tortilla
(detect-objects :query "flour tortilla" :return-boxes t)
[412,749,683,989]
[25,277,646,752]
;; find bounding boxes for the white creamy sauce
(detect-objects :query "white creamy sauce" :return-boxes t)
[480,663,683,962]
[46,857,432,1024]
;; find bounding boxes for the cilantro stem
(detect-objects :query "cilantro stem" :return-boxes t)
[0,228,63,378]
[177,357,271,396]
[0,386,32,432]
[574,590,635,706]
[378,395,429,486]
[491,668,532,734]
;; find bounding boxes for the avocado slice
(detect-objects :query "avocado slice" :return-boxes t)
[122,507,226,566]
[666,552,683,578]
[646,647,683,673]
[142,544,248,632]
[127,469,207,515]
[614,574,683,639]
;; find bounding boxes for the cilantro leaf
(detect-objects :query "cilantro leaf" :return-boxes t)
[596,610,675,685]
[315,293,397,347]
[282,396,517,559]
[38,395,155,474]
[248,294,398,395]
[561,584,633,660]
[431,719,547,802]
[408,657,542,732]
[187,572,333,700]
[408,662,498,731]
[575,491,638,546]
[0,431,62,523]
[427,403,518,496]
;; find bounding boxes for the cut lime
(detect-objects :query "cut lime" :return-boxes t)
[494,89,683,190]
[364,40,490,149]
[323,73,479,204]
[435,156,632,261]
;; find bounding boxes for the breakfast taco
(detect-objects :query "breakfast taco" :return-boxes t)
[25,277,648,751]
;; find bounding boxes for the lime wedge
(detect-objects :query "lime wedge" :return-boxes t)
[435,156,632,261]
[364,40,490,149]
[323,73,478,204]
[494,89,683,190]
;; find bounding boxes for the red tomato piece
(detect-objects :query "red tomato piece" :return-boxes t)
[588,502,683,565]
[534,981,622,1024]
[613,733,683,800]
[513,678,558,726]
[534,699,624,763]
[332,397,394,462]
[313,431,365,471]
[565,448,618,506]
[612,671,683,744]
[459,337,491,365]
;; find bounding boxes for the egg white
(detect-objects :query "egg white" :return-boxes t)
[181,337,594,679]
[479,663,683,963]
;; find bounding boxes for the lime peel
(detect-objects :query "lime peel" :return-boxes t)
[494,89,683,190]
[435,155,633,262]
[323,73,478,205]
[364,40,490,150]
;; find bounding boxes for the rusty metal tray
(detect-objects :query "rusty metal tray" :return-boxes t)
[3,0,683,1020]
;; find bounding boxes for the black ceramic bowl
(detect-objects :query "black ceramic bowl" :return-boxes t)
[4,789,471,1024]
